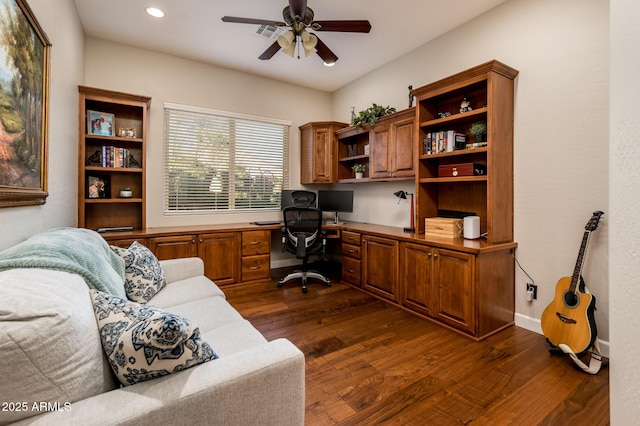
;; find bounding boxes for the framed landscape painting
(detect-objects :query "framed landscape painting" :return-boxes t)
[0,0,50,208]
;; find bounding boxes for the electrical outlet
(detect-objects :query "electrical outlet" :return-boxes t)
[526,283,537,301]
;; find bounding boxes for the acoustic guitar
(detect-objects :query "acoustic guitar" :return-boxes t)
[541,211,603,358]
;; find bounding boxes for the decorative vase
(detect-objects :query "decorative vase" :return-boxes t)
[119,189,133,198]
[355,172,364,179]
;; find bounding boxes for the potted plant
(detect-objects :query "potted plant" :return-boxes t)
[351,103,397,130]
[352,164,366,179]
[470,121,487,142]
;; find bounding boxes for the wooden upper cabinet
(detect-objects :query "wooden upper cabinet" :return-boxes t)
[369,108,415,180]
[300,121,347,184]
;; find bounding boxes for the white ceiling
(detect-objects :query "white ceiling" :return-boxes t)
[73,0,508,92]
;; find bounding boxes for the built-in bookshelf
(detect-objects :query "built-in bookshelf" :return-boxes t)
[78,86,151,232]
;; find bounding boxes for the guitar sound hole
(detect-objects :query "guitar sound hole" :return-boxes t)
[563,291,579,308]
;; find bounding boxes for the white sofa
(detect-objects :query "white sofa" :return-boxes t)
[0,250,305,425]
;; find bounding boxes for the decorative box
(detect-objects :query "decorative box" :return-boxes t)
[438,162,487,177]
[424,217,464,238]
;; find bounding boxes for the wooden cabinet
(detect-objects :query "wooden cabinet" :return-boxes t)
[432,248,475,333]
[198,233,239,285]
[300,122,347,184]
[400,243,435,317]
[370,108,415,179]
[241,230,271,282]
[149,232,239,285]
[362,234,399,302]
[334,108,415,183]
[78,86,150,231]
[341,230,361,286]
[150,235,197,260]
[412,60,518,244]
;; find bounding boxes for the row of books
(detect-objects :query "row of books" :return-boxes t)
[100,146,135,168]
[423,130,466,155]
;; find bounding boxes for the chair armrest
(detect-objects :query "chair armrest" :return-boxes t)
[159,257,205,283]
[14,339,305,426]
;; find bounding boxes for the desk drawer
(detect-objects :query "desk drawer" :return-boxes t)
[342,256,361,286]
[342,231,361,246]
[241,255,270,282]
[242,230,270,256]
[342,243,361,259]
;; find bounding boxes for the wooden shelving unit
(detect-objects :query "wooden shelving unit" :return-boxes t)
[412,60,518,244]
[78,86,151,231]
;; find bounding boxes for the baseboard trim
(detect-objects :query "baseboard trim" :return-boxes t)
[515,313,609,358]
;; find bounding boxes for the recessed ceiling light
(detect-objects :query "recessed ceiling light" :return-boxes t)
[323,61,336,67]
[146,7,165,18]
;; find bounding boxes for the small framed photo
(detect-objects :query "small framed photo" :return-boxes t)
[87,110,114,136]
[118,127,137,138]
[87,175,110,199]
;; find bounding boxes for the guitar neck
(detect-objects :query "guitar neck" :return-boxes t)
[570,230,591,293]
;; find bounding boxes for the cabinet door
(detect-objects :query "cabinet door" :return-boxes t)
[401,243,434,316]
[312,127,335,183]
[391,117,414,178]
[362,235,399,301]
[198,232,239,285]
[434,249,475,333]
[370,125,391,178]
[149,235,197,260]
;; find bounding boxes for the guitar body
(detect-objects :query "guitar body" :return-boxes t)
[541,276,597,358]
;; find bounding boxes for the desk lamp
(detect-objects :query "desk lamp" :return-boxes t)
[394,190,415,233]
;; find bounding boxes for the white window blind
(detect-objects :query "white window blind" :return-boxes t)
[164,103,290,212]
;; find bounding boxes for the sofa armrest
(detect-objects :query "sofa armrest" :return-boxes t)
[159,257,205,284]
[13,339,305,426]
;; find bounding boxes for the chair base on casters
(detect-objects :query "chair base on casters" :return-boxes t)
[277,270,331,293]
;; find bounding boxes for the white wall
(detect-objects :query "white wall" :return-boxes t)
[610,0,640,423]
[83,38,331,228]
[331,0,610,346]
[0,0,84,250]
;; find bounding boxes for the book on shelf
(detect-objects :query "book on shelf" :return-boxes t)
[423,131,469,155]
[98,146,136,168]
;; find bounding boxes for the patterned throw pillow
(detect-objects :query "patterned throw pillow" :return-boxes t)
[90,290,218,386]
[111,241,166,303]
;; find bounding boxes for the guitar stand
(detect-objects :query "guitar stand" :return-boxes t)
[546,339,606,374]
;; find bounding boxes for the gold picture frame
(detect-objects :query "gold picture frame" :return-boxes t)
[0,0,51,208]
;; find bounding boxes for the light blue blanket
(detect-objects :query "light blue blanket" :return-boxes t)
[0,227,126,297]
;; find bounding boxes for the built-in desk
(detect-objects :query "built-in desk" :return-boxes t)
[101,221,516,340]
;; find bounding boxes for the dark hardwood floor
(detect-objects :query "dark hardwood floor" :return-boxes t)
[224,269,609,425]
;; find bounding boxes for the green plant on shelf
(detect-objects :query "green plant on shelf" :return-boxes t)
[351,164,366,173]
[351,103,396,130]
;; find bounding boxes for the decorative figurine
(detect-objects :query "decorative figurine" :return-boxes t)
[351,106,356,123]
[408,85,414,108]
[460,97,472,113]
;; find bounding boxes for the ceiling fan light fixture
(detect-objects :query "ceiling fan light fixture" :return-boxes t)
[323,60,336,67]
[301,31,317,57]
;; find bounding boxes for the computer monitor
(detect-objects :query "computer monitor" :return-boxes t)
[280,190,316,210]
[317,190,354,224]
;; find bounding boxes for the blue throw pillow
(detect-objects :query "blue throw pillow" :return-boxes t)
[90,290,218,386]
[111,241,166,303]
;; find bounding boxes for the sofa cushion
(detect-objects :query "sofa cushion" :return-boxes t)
[111,241,166,303]
[0,269,118,425]
[91,290,218,386]
[151,275,226,309]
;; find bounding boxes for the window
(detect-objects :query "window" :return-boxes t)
[164,103,290,213]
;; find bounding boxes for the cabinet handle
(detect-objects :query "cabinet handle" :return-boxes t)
[427,253,432,257]
[348,269,355,273]
[251,241,262,245]
[433,254,439,258]
[250,266,261,270]
[348,249,354,253]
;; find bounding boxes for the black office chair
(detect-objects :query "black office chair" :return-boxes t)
[278,206,331,293]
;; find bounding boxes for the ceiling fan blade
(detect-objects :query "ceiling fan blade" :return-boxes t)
[258,41,282,60]
[222,16,286,26]
[314,36,338,65]
[288,0,308,19]
[312,20,372,33]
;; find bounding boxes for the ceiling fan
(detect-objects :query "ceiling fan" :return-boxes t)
[221,0,371,65]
